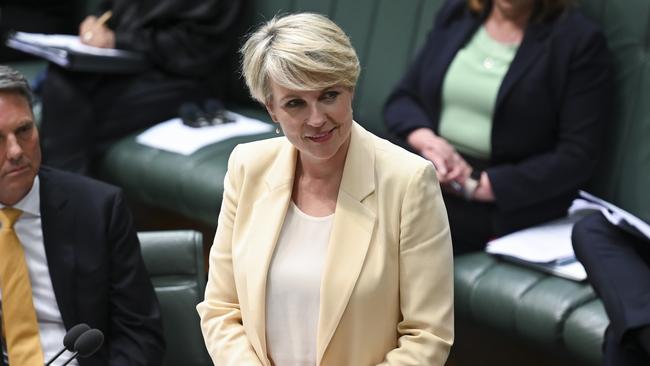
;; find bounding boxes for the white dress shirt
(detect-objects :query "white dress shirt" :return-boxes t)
[265,202,333,366]
[0,177,78,365]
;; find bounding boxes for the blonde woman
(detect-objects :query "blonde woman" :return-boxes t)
[197,13,453,366]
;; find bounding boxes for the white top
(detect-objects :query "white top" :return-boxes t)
[265,202,334,366]
[0,177,78,365]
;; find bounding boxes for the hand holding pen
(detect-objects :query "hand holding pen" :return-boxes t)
[79,11,114,48]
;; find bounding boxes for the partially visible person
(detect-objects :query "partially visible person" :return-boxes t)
[197,13,454,366]
[39,0,243,174]
[0,65,163,365]
[384,0,612,254]
[573,212,650,366]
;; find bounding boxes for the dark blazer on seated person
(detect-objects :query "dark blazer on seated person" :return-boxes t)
[384,0,612,235]
[7,166,165,366]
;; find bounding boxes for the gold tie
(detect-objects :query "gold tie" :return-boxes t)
[0,207,44,365]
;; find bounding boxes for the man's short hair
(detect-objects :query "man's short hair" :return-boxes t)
[0,65,34,109]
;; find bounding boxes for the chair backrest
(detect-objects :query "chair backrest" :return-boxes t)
[137,230,211,366]
[576,0,650,222]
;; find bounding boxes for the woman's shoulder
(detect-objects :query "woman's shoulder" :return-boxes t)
[364,131,440,196]
[434,0,473,27]
[551,7,605,38]
[358,126,434,177]
[545,7,609,57]
[228,136,287,170]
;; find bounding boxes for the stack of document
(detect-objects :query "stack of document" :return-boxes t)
[486,215,588,281]
[136,111,274,155]
[5,32,147,72]
[572,190,650,241]
[486,191,650,282]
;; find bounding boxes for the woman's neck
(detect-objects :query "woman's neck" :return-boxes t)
[490,1,534,28]
[291,137,350,216]
[485,3,532,44]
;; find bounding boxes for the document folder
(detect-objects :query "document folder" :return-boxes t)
[5,32,148,73]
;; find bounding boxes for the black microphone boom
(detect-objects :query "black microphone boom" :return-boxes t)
[61,329,104,366]
[45,323,91,366]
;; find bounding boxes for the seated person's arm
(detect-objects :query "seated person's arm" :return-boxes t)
[407,127,472,186]
[113,0,242,77]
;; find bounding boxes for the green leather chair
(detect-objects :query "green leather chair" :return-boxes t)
[137,230,211,366]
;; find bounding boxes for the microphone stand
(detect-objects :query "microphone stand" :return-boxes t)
[61,352,79,366]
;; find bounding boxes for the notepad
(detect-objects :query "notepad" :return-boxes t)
[6,32,147,73]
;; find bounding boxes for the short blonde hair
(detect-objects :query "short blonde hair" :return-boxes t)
[240,13,360,104]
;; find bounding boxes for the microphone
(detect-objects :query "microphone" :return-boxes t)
[60,328,104,366]
[204,98,234,125]
[45,323,91,365]
[179,102,209,128]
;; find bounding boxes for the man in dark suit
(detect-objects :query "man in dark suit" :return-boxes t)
[573,212,650,366]
[0,65,163,365]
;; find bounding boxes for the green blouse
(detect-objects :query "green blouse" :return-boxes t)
[438,26,519,159]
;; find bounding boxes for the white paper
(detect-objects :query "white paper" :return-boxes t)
[486,215,583,263]
[135,111,274,155]
[485,192,649,282]
[576,190,650,240]
[551,261,587,281]
[11,32,138,57]
[485,215,589,281]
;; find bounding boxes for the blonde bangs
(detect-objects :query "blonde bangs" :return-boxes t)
[241,13,360,104]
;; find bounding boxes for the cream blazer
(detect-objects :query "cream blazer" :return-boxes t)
[197,122,454,366]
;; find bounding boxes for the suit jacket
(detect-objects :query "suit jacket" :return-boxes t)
[13,166,164,366]
[198,123,454,366]
[384,0,613,234]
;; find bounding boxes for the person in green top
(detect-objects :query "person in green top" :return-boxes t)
[384,0,612,253]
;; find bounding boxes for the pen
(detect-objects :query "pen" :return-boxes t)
[82,10,113,42]
[96,10,113,27]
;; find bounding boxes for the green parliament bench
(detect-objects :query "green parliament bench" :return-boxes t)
[7,0,650,365]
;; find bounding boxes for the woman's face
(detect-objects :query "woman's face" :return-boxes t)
[265,80,354,166]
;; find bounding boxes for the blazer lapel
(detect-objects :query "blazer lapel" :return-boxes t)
[495,20,552,110]
[428,7,481,100]
[39,168,77,328]
[316,124,377,364]
[245,142,296,363]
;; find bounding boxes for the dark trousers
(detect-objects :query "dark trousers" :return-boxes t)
[443,192,496,255]
[572,212,650,366]
[40,65,210,174]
